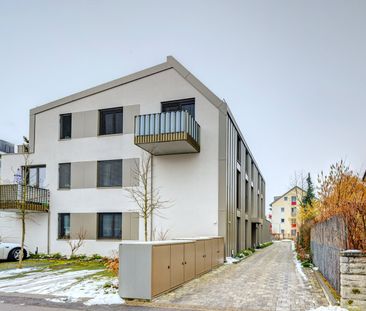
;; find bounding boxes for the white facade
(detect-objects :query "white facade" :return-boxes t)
[0,57,267,256]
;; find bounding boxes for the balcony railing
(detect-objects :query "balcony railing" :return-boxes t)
[134,111,200,155]
[0,184,50,212]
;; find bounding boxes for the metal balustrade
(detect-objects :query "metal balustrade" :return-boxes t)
[134,111,200,155]
[0,184,50,212]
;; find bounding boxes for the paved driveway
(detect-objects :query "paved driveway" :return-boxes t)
[149,241,328,311]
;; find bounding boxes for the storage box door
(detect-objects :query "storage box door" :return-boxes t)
[218,238,225,265]
[152,245,171,296]
[170,244,184,288]
[204,239,212,272]
[184,243,196,282]
[195,240,205,275]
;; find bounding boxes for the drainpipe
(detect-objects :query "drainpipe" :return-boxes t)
[47,209,50,254]
[150,155,154,241]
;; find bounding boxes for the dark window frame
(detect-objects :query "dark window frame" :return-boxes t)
[60,113,72,140]
[161,98,195,118]
[97,159,123,188]
[59,163,71,189]
[58,213,70,239]
[22,165,46,188]
[97,213,122,239]
[99,107,123,135]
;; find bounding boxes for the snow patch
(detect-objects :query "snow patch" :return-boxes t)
[292,241,308,281]
[0,267,39,279]
[225,257,239,264]
[84,293,124,305]
[307,307,348,311]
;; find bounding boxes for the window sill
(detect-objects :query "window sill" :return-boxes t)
[96,186,123,189]
[97,133,124,137]
[58,188,71,191]
[96,238,122,241]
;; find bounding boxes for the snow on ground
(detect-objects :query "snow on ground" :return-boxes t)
[308,307,348,311]
[0,267,38,278]
[225,257,239,264]
[0,267,124,305]
[291,241,308,281]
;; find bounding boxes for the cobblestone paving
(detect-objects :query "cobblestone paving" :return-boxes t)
[151,241,329,311]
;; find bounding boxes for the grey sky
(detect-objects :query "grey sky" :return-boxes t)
[1,0,365,210]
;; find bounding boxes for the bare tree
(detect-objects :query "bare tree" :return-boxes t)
[152,227,170,241]
[17,137,31,268]
[125,154,170,241]
[66,228,86,257]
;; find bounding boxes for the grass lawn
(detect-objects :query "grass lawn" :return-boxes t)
[0,258,114,277]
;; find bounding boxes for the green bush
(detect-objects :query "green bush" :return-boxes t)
[70,254,88,260]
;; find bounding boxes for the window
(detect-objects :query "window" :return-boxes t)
[284,196,288,201]
[281,229,285,234]
[58,213,70,239]
[161,98,195,118]
[281,218,285,223]
[281,207,285,213]
[59,163,71,189]
[24,165,46,188]
[291,207,297,215]
[237,137,241,163]
[291,229,297,237]
[98,213,122,239]
[99,108,123,135]
[60,114,72,139]
[291,196,297,205]
[291,218,296,225]
[97,160,122,187]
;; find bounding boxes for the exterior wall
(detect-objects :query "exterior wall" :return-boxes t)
[0,59,265,257]
[340,251,366,310]
[271,188,302,239]
[1,68,220,256]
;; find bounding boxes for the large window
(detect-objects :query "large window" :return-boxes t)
[58,213,70,239]
[60,114,72,139]
[98,213,122,239]
[59,163,71,189]
[99,108,123,135]
[161,98,195,118]
[24,165,46,188]
[97,160,122,187]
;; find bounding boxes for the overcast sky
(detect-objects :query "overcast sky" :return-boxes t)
[1,1,365,210]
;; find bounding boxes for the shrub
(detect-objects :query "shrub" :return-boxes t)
[70,254,88,260]
[89,253,103,261]
[105,257,119,276]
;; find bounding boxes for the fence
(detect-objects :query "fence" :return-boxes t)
[310,216,347,293]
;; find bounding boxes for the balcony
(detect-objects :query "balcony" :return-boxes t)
[134,111,200,155]
[0,184,50,212]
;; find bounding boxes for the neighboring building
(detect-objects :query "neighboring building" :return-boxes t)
[270,187,305,239]
[363,170,366,181]
[0,139,14,178]
[0,56,267,256]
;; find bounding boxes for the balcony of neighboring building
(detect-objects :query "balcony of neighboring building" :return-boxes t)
[134,110,200,155]
[0,184,50,212]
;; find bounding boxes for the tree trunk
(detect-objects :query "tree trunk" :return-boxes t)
[144,217,148,242]
[18,211,25,269]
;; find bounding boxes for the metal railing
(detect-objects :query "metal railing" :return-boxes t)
[134,111,200,144]
[0,184,50,212]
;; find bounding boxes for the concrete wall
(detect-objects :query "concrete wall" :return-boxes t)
[340,251,366,310]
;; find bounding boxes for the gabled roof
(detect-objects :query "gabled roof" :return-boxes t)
[28,56,265,180]
[30,56,227,116]
[269,186,306,206]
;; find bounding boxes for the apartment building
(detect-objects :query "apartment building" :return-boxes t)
[0,139,14,176]
[0,56,268,256]
[270,187,305,239]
